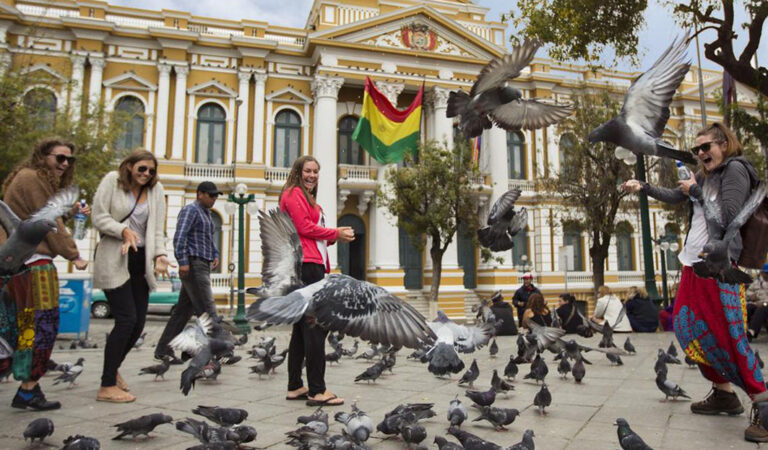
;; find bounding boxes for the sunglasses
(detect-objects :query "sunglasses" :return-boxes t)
[50,154,76,165]
[690,141,721,156]
[136,166,156,176]
[207,192,220,198]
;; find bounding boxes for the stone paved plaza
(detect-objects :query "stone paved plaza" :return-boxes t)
[0,315,766,449]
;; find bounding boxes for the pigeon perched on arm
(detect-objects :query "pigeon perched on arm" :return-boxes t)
[588,33,695,164]
[615,418,653,450]
[112,413,173,440]
[477,189,527,252]
[23,418,54,443]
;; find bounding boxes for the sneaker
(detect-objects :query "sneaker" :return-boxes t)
[691,387,744,415]
[11,385,61,410]
[745,403,768,442]
[154,352,183,365]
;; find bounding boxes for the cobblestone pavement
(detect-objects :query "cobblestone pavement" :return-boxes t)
[0,315,765,449]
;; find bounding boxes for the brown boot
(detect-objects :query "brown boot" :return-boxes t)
[691,387,744,415]
[745,402,768,443]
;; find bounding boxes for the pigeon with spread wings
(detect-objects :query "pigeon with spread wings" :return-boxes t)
[246,209,435,349]
[477,188,527,252]
[588,32,696,164]
[447,39,573,138]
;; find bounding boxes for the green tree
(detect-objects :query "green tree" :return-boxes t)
[378,139,483,302]
[538,91,635,293]
[507,0,768,97]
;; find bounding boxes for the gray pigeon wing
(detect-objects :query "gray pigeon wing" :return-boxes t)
[723,182,767,242]
[621,33,691,138]
[702,181,725,231]
[527,321,566,350]
[0,200,20,234]
[257,209,303,297]
[29,185,79,222]
[246,288,310,324]
[471,39,540,97]
[487,189,521,225]
[491,99,574,130]
[508,208,527,234]
[0,336,12,359]
[311,274,436,349]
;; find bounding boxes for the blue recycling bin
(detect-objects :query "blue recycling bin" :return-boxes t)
[58,275,92,339]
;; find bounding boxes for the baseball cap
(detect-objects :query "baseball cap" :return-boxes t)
[523,273,533,279]
[197,181,222,195]
[762,263,768,273]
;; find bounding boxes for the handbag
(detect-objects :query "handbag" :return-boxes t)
[93,185,146,258]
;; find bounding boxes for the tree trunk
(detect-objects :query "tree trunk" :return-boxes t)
[589,233,610,297]
[429,242,444,304]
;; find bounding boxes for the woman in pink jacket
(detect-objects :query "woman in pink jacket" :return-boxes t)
[280,155,354,406]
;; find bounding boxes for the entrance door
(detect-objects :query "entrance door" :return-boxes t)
[338,214,366,281]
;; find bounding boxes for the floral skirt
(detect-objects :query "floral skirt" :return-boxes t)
[0,263,59,382]
[674,265,765,397]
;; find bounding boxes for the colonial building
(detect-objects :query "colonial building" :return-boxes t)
[0,0,761,318]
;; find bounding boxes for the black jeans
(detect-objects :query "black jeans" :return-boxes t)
[101,248,148,387]
[287,263,328,396]
[155,257,216,356]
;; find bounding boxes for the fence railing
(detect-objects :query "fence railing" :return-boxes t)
[184,163,234,180]
[338,164,377,181]
[265,167,291,183]
[264,33,306,46]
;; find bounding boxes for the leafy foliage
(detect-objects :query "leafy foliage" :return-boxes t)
[377,139,483,301]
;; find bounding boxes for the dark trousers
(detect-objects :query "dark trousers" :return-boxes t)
[287,263,327,396]
[516,306,525,327]
[747,303,768,338]
[101,248,148,387]
[156,257,216,356]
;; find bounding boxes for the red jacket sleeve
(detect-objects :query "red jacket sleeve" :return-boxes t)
[281,188,339,242]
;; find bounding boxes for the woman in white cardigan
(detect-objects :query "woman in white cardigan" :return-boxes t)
[92,149,172,403]
[590,285,632,333]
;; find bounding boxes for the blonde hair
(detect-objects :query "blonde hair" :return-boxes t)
[598,285,612,297]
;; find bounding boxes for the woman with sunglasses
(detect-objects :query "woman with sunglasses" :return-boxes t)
[0,137,88,411]
[622,122,768,442]
[92,149,171,403]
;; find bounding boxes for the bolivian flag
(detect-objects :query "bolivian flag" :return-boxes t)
[352,77,423,164]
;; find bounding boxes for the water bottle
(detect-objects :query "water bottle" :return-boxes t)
[676,161,692,181]
[73,199,87,240]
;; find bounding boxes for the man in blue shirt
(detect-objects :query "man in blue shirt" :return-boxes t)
[155,181,222,363]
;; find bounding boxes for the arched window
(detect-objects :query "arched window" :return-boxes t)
[114,96,145,152]
[211,210,223,273]
[273,109,301,167]
[511,228,529,266]
[24,88,57,131]
[664,223,681,271]
[559,133,576,177]
[563,223,584,271]
[196,103,226,164]
[616,222,634,271]
[338,116,363,165]
[507,131,525,179]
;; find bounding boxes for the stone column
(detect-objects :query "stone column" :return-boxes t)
[170,65,189,160]
[431,86,453,149]
[310,75,344,268]
[235,69,251,163]
[87,54,105,113]
[487,125,510,266]
[153,62,172,158]
[251,71,267,164]
[69,53,87,122]
[376,81,404,107]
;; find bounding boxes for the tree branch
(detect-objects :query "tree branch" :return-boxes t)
[739,3,767,65]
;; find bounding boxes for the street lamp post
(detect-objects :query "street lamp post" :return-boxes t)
[654,233,680,308]
[516,254,533,273]
[226,183,257,335]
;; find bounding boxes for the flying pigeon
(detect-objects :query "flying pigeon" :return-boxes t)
[61,435,100,450]
[0,185,79,274]
[192,406,248,427]
[534,383,552,414]
[509,429,536,450]
[334,403,374,445]
[169,313,234,395]
[112,413,173,440]
[615,418,653,450]
[138,358,170,381]
[447,397,468,428]
[477,189,528,252]
[458,359,480,389]
[472,406,520,431]
[655,370,690,401]
[588,32,696,164]
[52,357,84,388]
[447,39,573,138]
[246,210,436,349]
[624,337,636,354]
[23,418,54,443]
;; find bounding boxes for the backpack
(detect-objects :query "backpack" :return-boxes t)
[733,160,768,269]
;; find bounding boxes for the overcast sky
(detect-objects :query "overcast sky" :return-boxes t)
[110,0,766,73]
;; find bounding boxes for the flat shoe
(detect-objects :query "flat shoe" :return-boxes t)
[306,394,344,407]
[96,393,136,403]
[286,392,308,400]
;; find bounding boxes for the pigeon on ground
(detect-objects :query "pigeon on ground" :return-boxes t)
[599,322,616,348]
[465,387,496,407]
[234,333,248,347]
[192,406,248,427]
[325,345,343,365]
[133,332,147,349]
[400,417,428,448]
[624,337,636,355]
[384,403,436,422]
[448,425,502,450]
[472,406,520,431]
[509,429,536,450]
[654,357,668,377]
[342,340,359,357]
[524,353,548,384]
[477,189,528,252]
[684,354,697,368]
[334,403,374,445]
[607,353,624,366]
[187,442,237,450]
[655,370,690,401]
[615,418,653,450]
[458,359,480,388]
[572,358,586,383]
[169,313,234,395]
[489,338,499,358]
[0,336,12,360]
[587,33,695,164]
[52,357,84,388]
[504,356,519,380]
[61,435,101,450]
[297,406,328,426]
[23,417,54,443]
[0,186,78,275]
[557,354,571,379]
[377,411,415,436]
[247,210,436,349]
[138,358,171,381]
[667,341,678,358]
[230,425,258,444]
[491,369,514,396]
[434,435,464,450]
[447,39,573,139]
[447,397,468,428]
[112,413,173,440]
[175,417,239,444]
[658,348,681,365]
[285,429,329,449]
[356,343,381,360]
[355,360,385,383]
[533,383,552,414]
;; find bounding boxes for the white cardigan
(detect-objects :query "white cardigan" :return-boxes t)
[92,171,167,291]
[594,294,632,332]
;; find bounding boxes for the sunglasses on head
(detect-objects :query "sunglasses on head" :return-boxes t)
[690,141,721,156]
[137,166,156,176]
[50,154,76,165]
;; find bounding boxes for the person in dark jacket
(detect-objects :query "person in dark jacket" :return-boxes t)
[624,286,659,332]
[488,292,518,336]
[555,293,584,334]
[512,273,540,327]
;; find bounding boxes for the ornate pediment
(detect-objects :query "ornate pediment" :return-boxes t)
[21,64,66,82]
[103,72,157,91]
[187,80,237,98]
[265,87,313,104]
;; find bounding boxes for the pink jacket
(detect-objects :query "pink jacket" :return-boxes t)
[280,186,338,272]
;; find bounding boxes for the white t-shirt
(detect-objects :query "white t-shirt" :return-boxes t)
[679,201,708,267]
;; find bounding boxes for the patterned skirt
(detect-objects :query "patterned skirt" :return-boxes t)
[674,265,765,397]
[0,263,59,382]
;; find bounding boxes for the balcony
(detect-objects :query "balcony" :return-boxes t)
[508,179,537,193]
[265,167,290,188]
[337,165,378,214]
[184,163,234,181]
